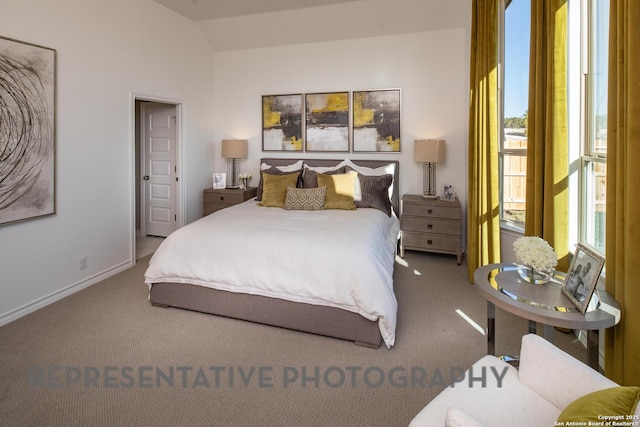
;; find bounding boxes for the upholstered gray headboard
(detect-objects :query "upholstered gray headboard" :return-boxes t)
[260,158,400,216]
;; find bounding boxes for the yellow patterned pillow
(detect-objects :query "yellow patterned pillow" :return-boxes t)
[317,172,357,210]
[259,172,300,208]
[284,186,326,211]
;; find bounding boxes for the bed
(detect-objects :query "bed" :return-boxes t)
[145,158,400,348]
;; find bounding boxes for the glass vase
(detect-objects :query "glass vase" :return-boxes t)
[516,265,551,285]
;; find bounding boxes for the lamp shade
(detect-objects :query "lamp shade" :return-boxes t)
[414,139,446,163]
[221,139,248,159]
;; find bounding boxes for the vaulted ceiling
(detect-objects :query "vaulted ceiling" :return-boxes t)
[150,0,362,21]
[150,0,469,52]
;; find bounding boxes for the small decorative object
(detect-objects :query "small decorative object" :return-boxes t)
[213,173,226,189]
[239,173,252,190]
[441,182,456,201]
[561,243,605,314]
[513,236,558,285]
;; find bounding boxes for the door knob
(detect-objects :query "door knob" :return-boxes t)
[143,175,150,180]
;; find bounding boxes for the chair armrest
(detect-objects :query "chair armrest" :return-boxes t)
[518,334,618,410]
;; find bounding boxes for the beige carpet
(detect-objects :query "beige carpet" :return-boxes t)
[0,251,587,427]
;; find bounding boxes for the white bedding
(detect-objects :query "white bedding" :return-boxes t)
[144,200,400,348]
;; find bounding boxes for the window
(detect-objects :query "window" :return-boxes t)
[500,0,530,226]
[581,0,608,253]
[499,0,609,255]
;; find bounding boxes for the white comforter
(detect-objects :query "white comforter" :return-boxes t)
[144,200,400,347]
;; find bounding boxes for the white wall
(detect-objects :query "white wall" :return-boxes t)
[0,0,215,324]
[212,29,470,235]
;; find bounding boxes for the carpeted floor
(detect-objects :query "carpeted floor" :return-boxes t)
[0,251,587,427]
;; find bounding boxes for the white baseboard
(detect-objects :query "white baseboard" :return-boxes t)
[0,259,133,327]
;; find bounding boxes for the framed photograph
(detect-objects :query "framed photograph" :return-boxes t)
[213,173,226,189]
[352,89,401,152]
[441,182,456,201]
[305,92,349,152]
[0,36,56,226]
[262,94,303,151]
[561,243,605,314]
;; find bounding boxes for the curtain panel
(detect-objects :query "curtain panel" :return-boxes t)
[524,0,570,272]
[605,0,640,386]
[467,0,501,282]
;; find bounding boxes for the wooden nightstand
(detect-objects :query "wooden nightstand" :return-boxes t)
[203,187,257,216]
[400,194,462,264]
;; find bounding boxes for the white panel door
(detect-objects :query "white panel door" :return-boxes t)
[143,104,176,237]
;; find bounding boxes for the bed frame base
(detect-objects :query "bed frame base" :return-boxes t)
[150,282,382,348]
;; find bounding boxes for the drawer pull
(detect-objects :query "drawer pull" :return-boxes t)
[220,197,224,201]
[427,224,433,229]
[427,209,433,214]
[427,240,433,245]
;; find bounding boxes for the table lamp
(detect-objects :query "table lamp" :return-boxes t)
[221,139,248,189]
[414,139,446,198]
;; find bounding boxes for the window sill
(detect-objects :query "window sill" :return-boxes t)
[500,220,524,235]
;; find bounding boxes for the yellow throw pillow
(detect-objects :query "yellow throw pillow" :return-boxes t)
[317,172,357,210]
[259,172,300,208]
[557,386,640,424]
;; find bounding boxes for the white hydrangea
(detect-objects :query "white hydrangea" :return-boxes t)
[513,236,558,273]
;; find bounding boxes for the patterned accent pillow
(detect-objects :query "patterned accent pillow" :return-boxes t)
[284,186,326,211]
[317,172,357,210]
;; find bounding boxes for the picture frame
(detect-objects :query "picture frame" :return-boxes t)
[262,94,303,151]
[561,243,605,314]
[305,92,349,152]
[441,182,456,201]
[0,36,56,226]
[213,173,226,189]
[352,89,401,153]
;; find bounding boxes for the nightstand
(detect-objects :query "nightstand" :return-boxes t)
[203,187,257,216]
[400,194,462,264]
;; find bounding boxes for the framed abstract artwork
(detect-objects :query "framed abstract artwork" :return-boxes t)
[305,92,349,152]
[0,36,56,226]
[352,89,401,153]
[262,94,303,151]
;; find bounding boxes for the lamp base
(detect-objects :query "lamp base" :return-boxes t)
[226,158,241,189]
[422,194,439,199]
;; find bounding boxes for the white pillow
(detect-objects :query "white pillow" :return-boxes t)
[260,160,303,172]
[344,158,395,176]
[303,161,347,174]
[445,407,486,427]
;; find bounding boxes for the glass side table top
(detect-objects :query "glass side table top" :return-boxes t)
[486,265,599,313]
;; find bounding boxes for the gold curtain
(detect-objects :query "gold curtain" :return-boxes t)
[604,0,640,386]
[524,0,570,272]
[467,0,501,282]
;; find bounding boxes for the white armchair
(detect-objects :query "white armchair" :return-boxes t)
[409,334,638,426]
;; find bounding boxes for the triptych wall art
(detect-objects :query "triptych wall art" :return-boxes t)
[262,89,401,153]
[0,36,56,226]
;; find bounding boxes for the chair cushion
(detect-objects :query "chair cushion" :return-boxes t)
[445,407,486,427]
[409,355,561,427]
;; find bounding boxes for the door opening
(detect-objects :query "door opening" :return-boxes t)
[134,97,182,260]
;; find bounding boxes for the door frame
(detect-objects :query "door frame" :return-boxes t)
[130,92,186,262]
